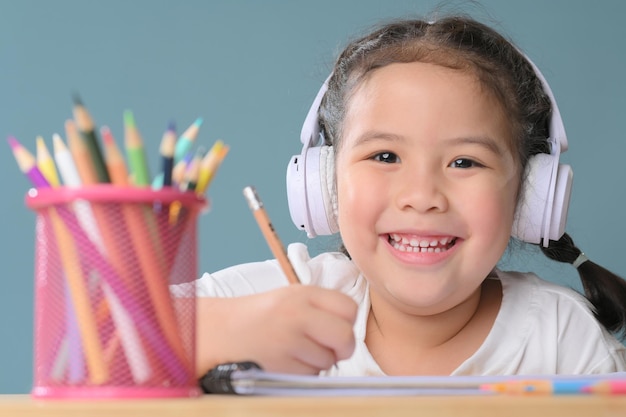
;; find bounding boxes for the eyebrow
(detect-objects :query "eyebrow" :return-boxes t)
[445,136,505,156]
[350,131,505,156]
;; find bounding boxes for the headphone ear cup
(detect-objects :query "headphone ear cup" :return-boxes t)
[547,163,573,241]
[286,145,338,238]
[512,154,573,245]
[286,152,308,233]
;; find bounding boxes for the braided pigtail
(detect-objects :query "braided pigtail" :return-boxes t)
[540,233,626,335]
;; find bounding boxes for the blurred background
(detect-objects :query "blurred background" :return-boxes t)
[1,0,624,393]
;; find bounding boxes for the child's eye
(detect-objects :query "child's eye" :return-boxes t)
[449,158,482,168]
[372,152,399,164]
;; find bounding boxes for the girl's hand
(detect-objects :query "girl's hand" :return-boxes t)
[196,285,358,376]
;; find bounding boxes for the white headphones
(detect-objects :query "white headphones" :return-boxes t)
[286,56,573,247]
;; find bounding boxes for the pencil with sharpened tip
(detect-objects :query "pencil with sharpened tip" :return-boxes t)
[243,186,300,284]
[196,140,229,195]
[123,110,151,186]
[160,122,177,188]
[100,126,130,186]
[36,135,60,187]
[174,117,202,163]
[66,119,99,185]
[72,94,110,183]
[7,136,50,188]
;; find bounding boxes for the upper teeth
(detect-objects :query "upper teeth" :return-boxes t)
[389,233,453,247]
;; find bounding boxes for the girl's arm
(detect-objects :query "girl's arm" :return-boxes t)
[196,284,358,376]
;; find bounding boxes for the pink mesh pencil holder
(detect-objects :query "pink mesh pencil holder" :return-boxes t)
[25,185,208,399]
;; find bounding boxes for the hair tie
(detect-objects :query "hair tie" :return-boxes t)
[572,252,589,269]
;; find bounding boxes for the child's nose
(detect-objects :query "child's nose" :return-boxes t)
[393,166,449,214]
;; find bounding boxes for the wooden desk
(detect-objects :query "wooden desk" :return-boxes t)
[2,394,626,417]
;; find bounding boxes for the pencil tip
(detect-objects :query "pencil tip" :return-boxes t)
[168,120,176,132]
[7,136,20,149]
[100,126,113,144]
[124,110,136,128]
[194,117,203,127]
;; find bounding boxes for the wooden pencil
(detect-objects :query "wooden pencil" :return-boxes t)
[36,136,60,187]
[72,94,110,183]
[123,110,151,186]
[174,117,202,163]
[243,186,300,284]
[160,122,177,187]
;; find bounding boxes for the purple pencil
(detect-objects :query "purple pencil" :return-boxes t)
[7,136,51,188]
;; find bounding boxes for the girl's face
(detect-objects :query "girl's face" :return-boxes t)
[336,62,519,316]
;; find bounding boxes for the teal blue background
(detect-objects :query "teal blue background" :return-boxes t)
[1,0,625,393]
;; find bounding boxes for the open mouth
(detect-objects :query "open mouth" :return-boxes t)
[388,233,457,253]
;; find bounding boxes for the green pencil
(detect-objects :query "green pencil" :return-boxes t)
[123,110,151,186]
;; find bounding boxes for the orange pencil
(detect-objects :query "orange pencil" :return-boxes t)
[100,126,129,186]
[8,137,108,384]
[101,126,190,373]
[48,210,109,384]
[243,186,300,284]
[66,119,98,185]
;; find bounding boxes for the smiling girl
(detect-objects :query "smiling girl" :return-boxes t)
[195,15,626,377]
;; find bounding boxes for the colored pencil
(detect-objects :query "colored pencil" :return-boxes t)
[243,186,301,284]
[196,140,229,195]
[54,133,146,382]
[36,136,60,187]
[174,117,202,163]
[482,379,594,395]
[102,126,190,376]
[60,125,112,256]
[66,119,98,185]
[101,282,152,383]
[8,137,108,384]
[52,200,190,384]
[160,122,177,188]
[171,152,192,186]
[59,127,154,382]
[7,137,50,188]
[123,110,151,186]
[583,380,626,394]
[48,208,109,384]
[100,126,130,186]
[39,134,86,382]
[52,134,82,187]
[180,147,203,192]
[72,94,110,183]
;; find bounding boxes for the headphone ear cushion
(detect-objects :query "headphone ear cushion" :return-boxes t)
[286,145,338,237]
[319,146,339,234]
[512,154,573,245]
[512,154,551,244]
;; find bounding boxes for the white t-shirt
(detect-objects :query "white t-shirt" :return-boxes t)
[196,243,626,376]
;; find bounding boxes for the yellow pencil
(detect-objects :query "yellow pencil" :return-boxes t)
[243,186,300,284]
[196,140,229,195]
[36,136,60,187]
